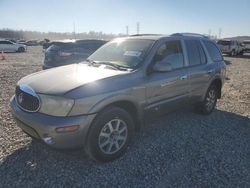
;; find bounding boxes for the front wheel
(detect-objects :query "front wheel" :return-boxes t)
[196,85,218,115]
[85,106,134,162]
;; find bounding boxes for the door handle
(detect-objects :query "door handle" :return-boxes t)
[207,70,213,74]
[180,75,188,80]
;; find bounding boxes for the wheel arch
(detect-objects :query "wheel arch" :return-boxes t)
[210,78,222,98]
[88,95,144,132]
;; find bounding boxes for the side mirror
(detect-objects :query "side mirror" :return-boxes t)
[153,62,172,72]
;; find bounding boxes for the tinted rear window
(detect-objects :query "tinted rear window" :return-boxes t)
[185,40,206,66]
[217,40,231,45]
[243,41,250,45]
[203,40,223,62]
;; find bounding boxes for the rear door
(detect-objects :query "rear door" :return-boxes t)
[145,39,189,115]
[184,39,215,102]
[5,41,15,51]
[0,41,4,51]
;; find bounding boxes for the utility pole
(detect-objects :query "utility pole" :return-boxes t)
[73,22,76,40]
[136,22,140,35]
[208,29,212,38]
[126,25,129,36]
[218,28,222,39]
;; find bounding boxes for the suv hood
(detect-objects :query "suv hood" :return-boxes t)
[18,63,126,95]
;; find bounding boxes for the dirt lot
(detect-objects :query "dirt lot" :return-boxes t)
[0,47,250,187]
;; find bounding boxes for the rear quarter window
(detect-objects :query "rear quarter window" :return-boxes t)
[203,40,223,62]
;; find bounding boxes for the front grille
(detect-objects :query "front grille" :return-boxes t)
[16,85,40,112]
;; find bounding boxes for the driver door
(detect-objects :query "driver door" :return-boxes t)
[145,40,189,116]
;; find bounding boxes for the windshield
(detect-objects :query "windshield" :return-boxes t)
[87,38,154,68]
[217,40,231,45]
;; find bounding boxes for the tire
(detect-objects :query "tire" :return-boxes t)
[17,47,25,52]
[85,106,134,162]
[230,50,235,56]
[238,51,244,55]
[196,85,218,115]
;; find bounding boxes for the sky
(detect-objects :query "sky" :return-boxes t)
[0,0,249,37]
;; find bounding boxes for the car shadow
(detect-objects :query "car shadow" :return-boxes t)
[224,59,231,65]
[223,53,250,59]
[236,54,250,59]
[1,109,249,187]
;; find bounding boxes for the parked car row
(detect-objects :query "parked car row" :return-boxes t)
[0,39,27,52]
[17,39,46,46]
[217,39,249,56]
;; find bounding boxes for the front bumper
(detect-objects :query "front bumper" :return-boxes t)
[10,96,96,149]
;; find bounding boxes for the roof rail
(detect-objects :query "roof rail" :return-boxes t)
[170,33,208,38]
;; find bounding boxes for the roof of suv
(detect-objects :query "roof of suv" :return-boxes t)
[124,33,210,41]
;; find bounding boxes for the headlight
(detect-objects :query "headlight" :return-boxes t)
[39,94,74,116]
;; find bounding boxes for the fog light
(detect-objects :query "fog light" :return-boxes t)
[55,125,80,133]
[42,136,54,145]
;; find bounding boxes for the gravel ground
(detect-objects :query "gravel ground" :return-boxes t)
[0,47,250,188]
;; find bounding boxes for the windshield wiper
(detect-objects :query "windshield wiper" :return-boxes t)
[98,62,128,70]
[86,59,97,65]
[87,60,129,71]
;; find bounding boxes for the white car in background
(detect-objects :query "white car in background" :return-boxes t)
[0,39,27,52]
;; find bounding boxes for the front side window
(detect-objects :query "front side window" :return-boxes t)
[5,41,12,44]
[0,41,11,44]
[88,38,154,68]
[203,40,223,62]
[152,40,184,70]
[217,40,230,46]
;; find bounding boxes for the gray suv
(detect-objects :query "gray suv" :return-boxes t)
[11,33,226,162]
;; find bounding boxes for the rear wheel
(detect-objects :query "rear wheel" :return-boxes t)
[230,50,236,56]
[196,85,218,115]
[85,106,134,162]
[17,47,25,52]
[238,51,244,55]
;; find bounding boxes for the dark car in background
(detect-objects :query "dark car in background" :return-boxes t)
[43,39,107,69]
[25,40,40,46]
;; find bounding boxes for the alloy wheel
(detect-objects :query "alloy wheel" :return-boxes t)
[205,88,216,111]
[98,118,128,154]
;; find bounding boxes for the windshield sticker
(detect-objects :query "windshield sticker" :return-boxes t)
[124,51,142,57]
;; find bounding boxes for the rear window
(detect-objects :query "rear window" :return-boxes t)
[203,40,223,62]
[243,41,250,45]
[217,40,231,45]
[185,40,206,66]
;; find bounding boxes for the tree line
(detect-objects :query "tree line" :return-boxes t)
[0,29,124,41]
